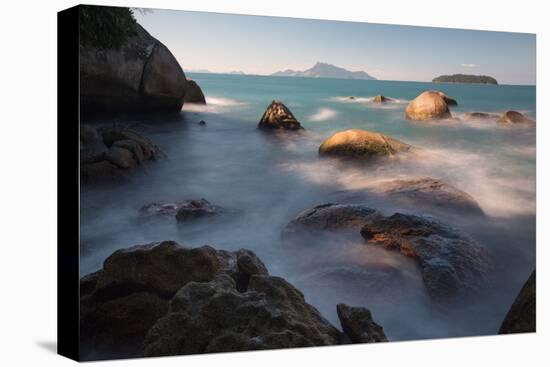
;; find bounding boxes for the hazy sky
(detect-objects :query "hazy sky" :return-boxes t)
[135,9,536,85]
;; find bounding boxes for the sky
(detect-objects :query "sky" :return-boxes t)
[134,9,536,85]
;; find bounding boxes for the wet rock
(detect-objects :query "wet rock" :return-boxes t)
[499,270,536,334]
[405,91,452,120]
[175,199,222,222]
[258,100,303,131]
[373,95,392,103]
[337,303,388,343]
[282,203,381,237]
[497,110,534,124]
[106,146,138,169]
[184,80,206,104]
[360,213,491,299]
[375,177,484,215]
[348,96,356,100]
[465,112,500,120]
[199,120,207,126]
[318,129,412,161]
[436,91,458,106]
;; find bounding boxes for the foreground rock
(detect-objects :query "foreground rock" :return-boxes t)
[80,125,160,183]
[80,23,198,114]
[499,270,536,334]
[80,241,386,359]
[318,129,412,161]
[373,95,392,103]
[282,203,380,237]
[258,101,303,131]
[139,198,222,222]
[337,304,388,343]
[497,110,534,124]
[405,91,453,120]
[375,177,484,215]
[183,80,206,104]
[360,213,491,299]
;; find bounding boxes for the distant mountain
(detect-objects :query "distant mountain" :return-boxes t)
[432,74,498,85]
[271,62,376,80]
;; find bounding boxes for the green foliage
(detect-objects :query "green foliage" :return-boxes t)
[79,5,137,49]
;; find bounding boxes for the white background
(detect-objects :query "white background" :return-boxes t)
[0,0,546,365]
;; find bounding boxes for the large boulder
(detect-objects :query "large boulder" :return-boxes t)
[336,304,387,343]
[360,213,491,299]
[405,91,452,120]
[258,101,303,131]
[80,241,386,359]
[318,129,412,161]
[499,270,536,334]
[80,125,160,184]
[282,203,381,237]
[80,23,193,114]
[183,80,206,104]
[375,177,484,215]
[497,110,534,124]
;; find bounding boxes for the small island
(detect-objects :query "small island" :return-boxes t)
[432,74,498,85]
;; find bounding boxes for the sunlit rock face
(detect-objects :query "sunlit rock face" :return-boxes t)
[258,101,304,131]
[405,91,453,120]
[318,129,412,161]
[373,95,392,103]
[497,110,534,124]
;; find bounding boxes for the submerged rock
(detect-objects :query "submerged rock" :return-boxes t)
[337,304,388,343]
[360,213,491,299]
[405,91,452,120]
[139,198,222,222]
[80,241,385,359]
[184,80,206,104]
[80,125,160,184]
[497,110,534,124]
[318,129,412,161]
[465,112,501,120]
[499,270,536,334]
[375,177,484,215]
[373,95,392,103]
[258,100,303,131]
[282,203,380,237]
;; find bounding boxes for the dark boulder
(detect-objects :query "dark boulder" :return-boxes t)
[184,80,206,104]
[318,129,412,161]
[139,198,222,221]
[337,303,387,343]
[258,101,303,131]
[360,213,491,299]
[499,270,536,334]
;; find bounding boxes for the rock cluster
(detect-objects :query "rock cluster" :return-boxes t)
[80,241,387,360]
[258,101,304,131]
[80,125,160,183]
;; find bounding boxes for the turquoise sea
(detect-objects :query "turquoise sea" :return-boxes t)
[81,73,536,342]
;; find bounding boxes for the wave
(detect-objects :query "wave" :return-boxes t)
[330,96,409,104]
[309,107,338,121]
[182,96,247,113]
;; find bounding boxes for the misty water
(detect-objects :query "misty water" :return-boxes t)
[81,73,535,342]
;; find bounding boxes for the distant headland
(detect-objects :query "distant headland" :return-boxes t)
[432,74,498,85]
[271,62,376,80]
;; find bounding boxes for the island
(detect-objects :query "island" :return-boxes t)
[432,74,498,85]
[272,62,376,80]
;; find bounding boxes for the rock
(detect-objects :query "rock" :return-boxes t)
[373,95,392,103]
[258,100,303,131]
[113,139,145,164]
[360,213,491,299]
[348,96,356,100]
[184,80,206,104]
[436,91,458,106]
[499,270,536,334]
[106,146,137,169]
[497,110,534,124]
[405,91,452,120]
[465,112,501,120]
[375,177,484,215]
[80,23,187,114]
[139,198,222,221]
[80,241,384,359]
[80,125,108,164]
[199,120,207,126]
[318,129,412,161]
[80,160,124,182]
[282,203,380,237]
[337,304,388,343]
[143,274,342,356]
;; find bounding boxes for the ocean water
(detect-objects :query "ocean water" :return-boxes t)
[80,73,536,342]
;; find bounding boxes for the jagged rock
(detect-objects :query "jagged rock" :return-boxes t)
[258,101,303,131]
[80,23,187,114]
[405,91,452,120]
[139,198,222,221]
[499,270,536,334]
[373,95,392,103]
[318,129,412,161]
[375,177,484,215]
[337,304,388,343]
[282,203,380,237]
[497,110,534,124]
[184,80,206,104]
[360,213,491,299]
